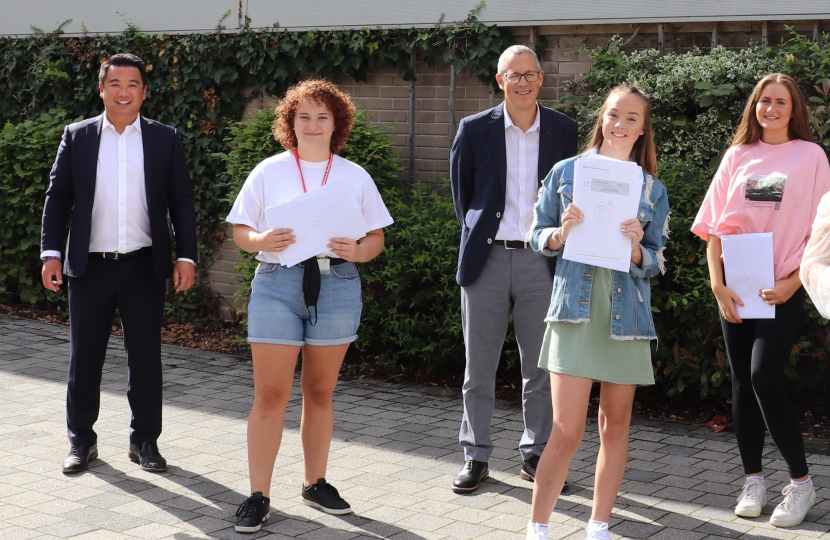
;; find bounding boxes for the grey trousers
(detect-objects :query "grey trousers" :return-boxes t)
[459,245,554,462]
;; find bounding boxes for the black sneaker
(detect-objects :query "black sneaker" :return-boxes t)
[234,492,270,533]
[301,478,352,514]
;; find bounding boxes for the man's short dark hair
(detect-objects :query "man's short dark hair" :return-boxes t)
[98,53,148,87]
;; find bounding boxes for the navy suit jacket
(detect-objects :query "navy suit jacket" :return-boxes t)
[41,114,197,281]
[450,103,578,287]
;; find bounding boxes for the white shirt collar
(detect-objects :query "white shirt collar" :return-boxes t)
[102,113,142,133]
[503,103,540,133]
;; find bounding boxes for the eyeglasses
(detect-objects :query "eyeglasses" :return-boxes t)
[500,71,541,84]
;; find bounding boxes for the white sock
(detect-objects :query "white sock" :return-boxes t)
[746,475,765,484]
[791,476,812,491]
[587,519,608,532]
[528,521,548,533]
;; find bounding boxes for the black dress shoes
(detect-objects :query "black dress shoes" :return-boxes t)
[452,460,489,493]
[520,454,568,490]
[128,441,168,472]
[520,454,539,481]
[62,443,98,473]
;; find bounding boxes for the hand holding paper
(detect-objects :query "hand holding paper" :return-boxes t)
[712,282,745,324]
[257,228,296,252]
[263,181,369,267]
[328,237,361,261]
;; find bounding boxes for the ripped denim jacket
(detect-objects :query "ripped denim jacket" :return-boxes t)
[529,151,671,340]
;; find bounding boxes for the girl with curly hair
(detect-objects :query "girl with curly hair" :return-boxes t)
[227,80,393,532]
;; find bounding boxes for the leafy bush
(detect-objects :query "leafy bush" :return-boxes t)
[559,37,781,169]
[649,159,727,400]
[358,183,464,372]
[0,110,79,306]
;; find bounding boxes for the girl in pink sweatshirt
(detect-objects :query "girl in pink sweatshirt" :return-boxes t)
[692,73,830,528]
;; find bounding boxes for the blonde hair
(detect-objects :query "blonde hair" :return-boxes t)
[583,84,657,177]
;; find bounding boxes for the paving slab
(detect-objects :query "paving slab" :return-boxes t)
[0,314,828,539]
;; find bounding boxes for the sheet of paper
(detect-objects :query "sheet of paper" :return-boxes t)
[721,232,775,319]
[263,181,369,268]
[563,157,644,272]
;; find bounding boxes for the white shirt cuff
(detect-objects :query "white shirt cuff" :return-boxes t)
[176,258,196,266]
[41,250,62,260]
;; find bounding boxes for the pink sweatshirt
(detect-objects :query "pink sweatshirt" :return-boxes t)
[691,139,830,280]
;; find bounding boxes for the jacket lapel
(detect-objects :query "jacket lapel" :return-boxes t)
[140,116,152,208]
[489,103,507,196]
[537,107,554,184]
[87,114,104,198]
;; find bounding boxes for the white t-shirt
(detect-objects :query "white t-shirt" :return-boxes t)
[226,151,394,264]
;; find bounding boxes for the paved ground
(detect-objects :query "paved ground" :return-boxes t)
[0,314,829,540]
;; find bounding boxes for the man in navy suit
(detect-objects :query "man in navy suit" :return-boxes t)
[450,45,578,492]
[40,53,197,473]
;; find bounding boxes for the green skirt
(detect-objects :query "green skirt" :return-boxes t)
[538,267,655,386]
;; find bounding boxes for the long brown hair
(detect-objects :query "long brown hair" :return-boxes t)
[731,73,813,147]
[583,84,657,177]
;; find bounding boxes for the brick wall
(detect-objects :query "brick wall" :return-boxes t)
[204,19,825,319]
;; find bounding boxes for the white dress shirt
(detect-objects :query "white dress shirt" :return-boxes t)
[89,114,151,254]
[42,114,193,265]
[495,104,541,241]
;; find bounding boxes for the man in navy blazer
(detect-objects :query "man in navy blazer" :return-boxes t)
[450,45,578,493]
[40,53,197,473]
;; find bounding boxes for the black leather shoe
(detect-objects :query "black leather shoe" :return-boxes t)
[62,443,98,473]
[520,454,539,481]
[452,460,489,493]
[520,454,568,490]
[128,441,168,472]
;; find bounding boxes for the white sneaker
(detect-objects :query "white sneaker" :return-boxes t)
[770,483,816,527]
[585,521,611,540]
[734,477,766,518]
[526,522,548,540]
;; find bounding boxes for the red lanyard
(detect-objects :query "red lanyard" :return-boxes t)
[294,151,334,193]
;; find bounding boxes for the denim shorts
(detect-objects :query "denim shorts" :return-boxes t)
[247,261,362,346]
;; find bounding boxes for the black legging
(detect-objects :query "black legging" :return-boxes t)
[720,287,808,479]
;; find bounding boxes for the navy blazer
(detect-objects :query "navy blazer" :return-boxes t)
[450,103,578,287]
[41,114,197,281]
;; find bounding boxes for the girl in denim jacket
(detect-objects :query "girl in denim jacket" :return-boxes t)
[525,85,670,540]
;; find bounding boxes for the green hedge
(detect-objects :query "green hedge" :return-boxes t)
[0,110,80,305]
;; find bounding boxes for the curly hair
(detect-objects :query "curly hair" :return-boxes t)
[273,80,356,154]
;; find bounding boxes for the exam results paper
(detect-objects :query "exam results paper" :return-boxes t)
[720,232,775,319]
[562,157,644,272]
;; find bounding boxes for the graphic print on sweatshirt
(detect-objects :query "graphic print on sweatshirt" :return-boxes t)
[744,173,787,210]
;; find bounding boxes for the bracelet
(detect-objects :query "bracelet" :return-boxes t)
[42,256,60,263]
[553,228,566,245]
